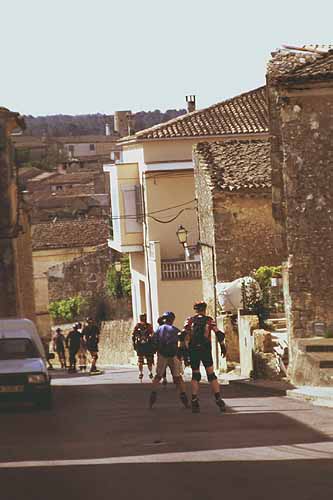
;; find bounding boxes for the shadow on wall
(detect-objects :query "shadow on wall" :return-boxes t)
[92,296,132,322]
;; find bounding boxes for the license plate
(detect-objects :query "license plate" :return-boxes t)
[0,385,24,393]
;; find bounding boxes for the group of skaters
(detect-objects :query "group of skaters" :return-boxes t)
[52,318,100,374]
[132,301,227,413]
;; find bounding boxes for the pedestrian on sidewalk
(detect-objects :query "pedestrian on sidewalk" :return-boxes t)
[132,313,155,381]
[149,311,189,409]
[53,327,67,368]
[76,322,87,372]
[82,318,100,373]
[182,301,227,413]
[66,324,81,373]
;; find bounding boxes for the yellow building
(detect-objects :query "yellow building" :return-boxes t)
[104,88,268,327]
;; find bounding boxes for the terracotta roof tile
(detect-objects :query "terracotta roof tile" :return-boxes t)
[194,140,271,192]
[31,193,108,209]
[120,87,268,142]
[32,218,109,250]
[30,172,95,185]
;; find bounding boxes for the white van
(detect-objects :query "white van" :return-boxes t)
[0,319,52,409]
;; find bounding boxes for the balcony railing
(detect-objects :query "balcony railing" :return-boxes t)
[161,260,202,281]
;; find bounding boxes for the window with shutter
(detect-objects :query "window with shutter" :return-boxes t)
[135,185,143,223]
[122,185,142,233]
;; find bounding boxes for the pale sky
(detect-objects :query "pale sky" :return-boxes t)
[1,0,332,116]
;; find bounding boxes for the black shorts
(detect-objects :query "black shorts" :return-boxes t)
[189,344,213,370]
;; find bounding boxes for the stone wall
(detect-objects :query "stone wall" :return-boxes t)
[48,244,131,320]
[193,148,217,316]
[98,319,134,365]
[268,85,333,344]
[15,207,36,321]
[0,109,36,320]
[220,315,240,362]
[213,192,283,283]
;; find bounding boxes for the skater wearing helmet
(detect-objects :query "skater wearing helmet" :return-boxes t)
[182,301,227,413]
[149,311,189,409]
[132,314,155,381]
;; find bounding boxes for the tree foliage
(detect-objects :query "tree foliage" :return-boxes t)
[48,295,87,322]
[106,255,131,299]
[23,109,186,137]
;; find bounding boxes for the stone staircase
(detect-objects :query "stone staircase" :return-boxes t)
[269,316,287,332]
[291,338,333,386]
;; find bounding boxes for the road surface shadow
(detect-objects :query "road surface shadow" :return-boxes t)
[0,382,331,462]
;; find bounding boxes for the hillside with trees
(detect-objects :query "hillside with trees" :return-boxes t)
[23,109,186,137]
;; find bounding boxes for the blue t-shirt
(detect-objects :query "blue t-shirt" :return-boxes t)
[155,324,180,357]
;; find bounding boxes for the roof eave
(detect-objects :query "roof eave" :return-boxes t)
[118,131,269,146]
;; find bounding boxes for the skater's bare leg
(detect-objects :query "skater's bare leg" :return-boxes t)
[147,359,153,379]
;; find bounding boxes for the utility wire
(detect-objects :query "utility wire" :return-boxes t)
[108,199,196,221]
[109,207,196,223]
[109,172,193,182]
[149,208,194,224]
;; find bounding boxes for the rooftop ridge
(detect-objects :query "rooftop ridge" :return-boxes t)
[119,86,267,142]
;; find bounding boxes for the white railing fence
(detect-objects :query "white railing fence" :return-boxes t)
[161,260,201,281]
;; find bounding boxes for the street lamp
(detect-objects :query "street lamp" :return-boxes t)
[114,261,122,298]
[176,225,188,245]
[114,261,122,273]
[176,225,191,261]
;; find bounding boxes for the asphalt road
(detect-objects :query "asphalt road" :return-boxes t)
[1,367,333,500]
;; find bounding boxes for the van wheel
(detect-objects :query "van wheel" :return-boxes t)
[34,391,53,410]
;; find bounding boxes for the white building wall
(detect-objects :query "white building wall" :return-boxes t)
[65,143,96,157]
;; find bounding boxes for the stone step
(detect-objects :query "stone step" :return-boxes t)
[287,386,333,408]
[291,338,333,386]
[268,317,287,329]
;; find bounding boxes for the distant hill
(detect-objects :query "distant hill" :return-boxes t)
[23,109,186,137]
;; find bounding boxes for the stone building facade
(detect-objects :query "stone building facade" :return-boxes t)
[194,139,283,315]
[267,46,333,385]
[32,218,110,336]
[48,243,130,320]
[0,108,36,321]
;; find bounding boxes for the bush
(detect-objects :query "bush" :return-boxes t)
[324,325,333,338]
[48,295,87,322]
[243,265,283,327]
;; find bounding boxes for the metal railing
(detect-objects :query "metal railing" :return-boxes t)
[161,260,201,281]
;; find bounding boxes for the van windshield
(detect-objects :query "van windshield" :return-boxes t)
[0,339,39,360]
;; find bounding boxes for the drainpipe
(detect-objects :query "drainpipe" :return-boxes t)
[141,172,153,323]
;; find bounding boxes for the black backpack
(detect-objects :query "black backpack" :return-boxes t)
[134,325,151,346]
[157,324,178,357]
[190,315,210,346]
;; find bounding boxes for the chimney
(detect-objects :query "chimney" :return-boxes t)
[186,95,196,113]
[105,123,111,136]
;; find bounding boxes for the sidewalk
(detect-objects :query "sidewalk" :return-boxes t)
[231,376,333,408]
[286,386,333,408]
